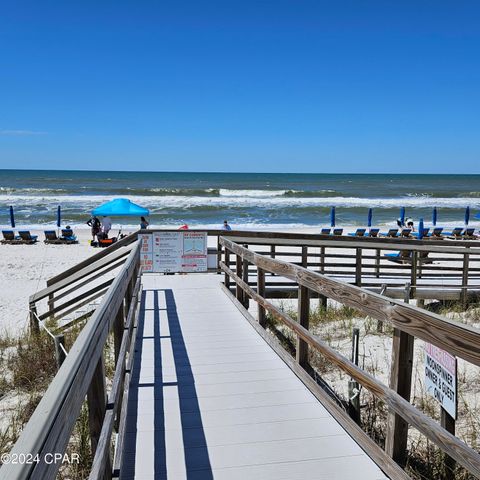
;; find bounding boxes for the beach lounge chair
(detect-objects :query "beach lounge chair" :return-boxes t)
[348,228,366,237]
[367,228,380,237]
[17,231,38,244]
[44,230,62,244]
[382,228,399,237]
[411,227,430,239]
[61,228,78,243]
[384,250,433,265]
[400,228,412,238]
[464,228,477,239]
[430,227,444,237]
[333,228,343,236]
[1,230,22,244]
[321,228,331,235]
[448,227,464,238]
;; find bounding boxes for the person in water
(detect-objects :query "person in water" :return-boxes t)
[140,216,149,229]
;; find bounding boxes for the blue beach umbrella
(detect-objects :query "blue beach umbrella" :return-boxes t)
[92,198,149,217]
[56,205,61,228]
[432,207,437,226]
[367,208,373,227]
[400,207,405,226]
[9,206,15,228]
[465,206,470,226]
[330,206,336,227]
[418,218,425,239]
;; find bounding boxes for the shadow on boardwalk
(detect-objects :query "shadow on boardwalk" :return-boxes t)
[121,289,213,479]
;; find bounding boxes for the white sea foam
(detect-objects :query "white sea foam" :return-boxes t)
[0,194,478,209]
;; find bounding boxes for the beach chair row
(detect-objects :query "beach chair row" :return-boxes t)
[328,226,477,239]
[1,229,78,245]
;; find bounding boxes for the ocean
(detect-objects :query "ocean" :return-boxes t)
[1,170,479,230]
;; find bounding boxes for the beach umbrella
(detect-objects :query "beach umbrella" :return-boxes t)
[367,208,373,227]
[330,206,336,227]
[465,206,470,225]
[56,205,61,228]
[92,198,149,217]
[9,206,15,228]
[432,207,437,226]
[418,218,425,240]
[400,207,405,226]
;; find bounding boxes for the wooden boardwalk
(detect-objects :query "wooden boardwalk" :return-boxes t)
[120,274,388,480]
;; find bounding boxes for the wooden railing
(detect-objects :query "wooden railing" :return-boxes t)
[0,241,142,480]
[219,233,480,303]
[220,236,480,478]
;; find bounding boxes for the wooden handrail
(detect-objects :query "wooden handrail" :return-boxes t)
[0,241,141,480]
[220,237,480,477]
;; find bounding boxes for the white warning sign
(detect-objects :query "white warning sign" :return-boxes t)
[424,343,457,419]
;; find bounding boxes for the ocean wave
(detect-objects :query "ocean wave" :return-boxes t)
[0,194,478,209]
[0,187,68,194]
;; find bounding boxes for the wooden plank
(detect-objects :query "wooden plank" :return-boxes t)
[87,354,107,455]
[355,248,362,287]
[220,238,480,366]
[219,262,480,477]
[257,268,266,327]
[296,284,309,367]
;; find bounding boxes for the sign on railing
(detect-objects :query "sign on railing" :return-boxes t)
[424,343,457,419]
[140,232,208,273]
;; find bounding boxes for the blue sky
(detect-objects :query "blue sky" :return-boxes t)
[0,1,479,173]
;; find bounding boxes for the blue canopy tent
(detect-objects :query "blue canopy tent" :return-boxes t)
[9,206,15,228]
[92,198,149,217]
[330,207,336,227]
[432,207,437,226]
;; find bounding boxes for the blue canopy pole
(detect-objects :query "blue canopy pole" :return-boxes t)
[432,207,437,226]
[465,206,470,226]
[330,206,335,227]
[367,208,373,228]
[56,205,61,228]
[9,206,15,228]
[400,206,405,226]
[418,218,424,239]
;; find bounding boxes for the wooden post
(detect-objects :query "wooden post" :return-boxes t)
[461,251,470,307]
[217,236,222,273]
[385,285,414,466]
[296,285,310,368]
[236,254,243,304]
[113,304,125,363]
[375,248,381,278]
[48,293,55,319]
[441,402,457,479]
[355,248,362,287]
[87,354,107,456]
[29,303,40,335]
[224,248,231,289]
[270,244,276,258]
[410,251,418,299]
[257,268,266,327]
[320,246,325,274]
[54,334,66,370]
[377,284,387,333]
[242,245,249,309]
[348,328,361,424]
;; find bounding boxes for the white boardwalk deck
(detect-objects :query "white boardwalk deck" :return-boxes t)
[120,274,388,480]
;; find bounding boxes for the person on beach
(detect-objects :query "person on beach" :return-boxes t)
[140,216,149,229]
[222,220,232,231]
[101,216,112,238]
[86,215,101,241]
[405,218,415,232]
[179,224,189,230]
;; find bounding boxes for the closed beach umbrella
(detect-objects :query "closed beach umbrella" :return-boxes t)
[400,207,405,226]
[465,206,470,225]
[432,207,437,226]
[9,206,15,228]
[92,198,149,217]
[418,218,425,239]
[367,208,373,227]
[56,205,61,228]
[330,206,336,227]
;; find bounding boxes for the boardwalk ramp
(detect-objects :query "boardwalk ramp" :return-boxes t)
[120,274,387,480]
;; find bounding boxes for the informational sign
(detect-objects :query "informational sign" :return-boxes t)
[424,343,457,419]
[140,232,208,273]
[139,233,154,273]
